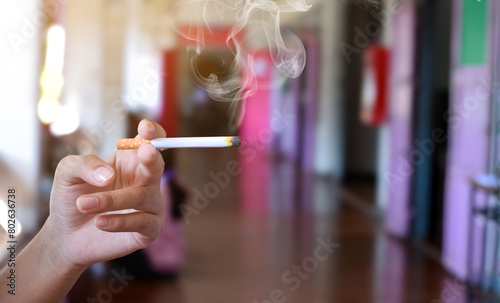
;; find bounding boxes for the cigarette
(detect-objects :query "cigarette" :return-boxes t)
[117,136,241,150]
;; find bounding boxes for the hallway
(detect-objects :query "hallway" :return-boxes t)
[68,149,465,303]
[3,1,500,302]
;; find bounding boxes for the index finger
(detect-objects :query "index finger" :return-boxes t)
[135,119,167,140]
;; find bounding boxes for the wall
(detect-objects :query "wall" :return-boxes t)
[442,0,492,280]
[313,0,347,178]
[0,2,43,235]
[384,1,417,237]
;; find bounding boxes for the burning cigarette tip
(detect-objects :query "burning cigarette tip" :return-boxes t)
[229,136,242,147]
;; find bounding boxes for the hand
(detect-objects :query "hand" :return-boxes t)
[46,119,166,268]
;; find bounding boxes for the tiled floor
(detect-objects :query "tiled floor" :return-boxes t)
[66,148,470,303]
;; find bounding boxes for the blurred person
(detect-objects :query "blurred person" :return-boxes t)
[0,119,166,303]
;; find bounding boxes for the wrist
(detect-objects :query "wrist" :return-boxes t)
[41,217,88,274]
[8,218,87,303]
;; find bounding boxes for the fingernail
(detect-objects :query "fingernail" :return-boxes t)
[78,197,98,211]
[95,217,111,228]
[93,167,114,183]
[145,120,155,133]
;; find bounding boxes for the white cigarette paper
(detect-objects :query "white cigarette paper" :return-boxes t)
[117,136,241,150]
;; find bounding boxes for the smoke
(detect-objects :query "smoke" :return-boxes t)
[171,0,311,127]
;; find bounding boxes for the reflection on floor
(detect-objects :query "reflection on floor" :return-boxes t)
[66,148,468,303]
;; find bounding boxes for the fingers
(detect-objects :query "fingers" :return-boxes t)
[133,120,166,184]
[76,186,163,215]
[94,212,164,241]
[136,119,166,140]
[56,154,115,187]
[137,142,165,183]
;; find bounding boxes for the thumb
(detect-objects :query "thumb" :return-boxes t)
[55,155,115,187]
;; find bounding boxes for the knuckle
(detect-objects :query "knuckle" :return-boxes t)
[149,189,161,207]
[139,213,151,231]
[114,216,126,230]
[137,190,149,208]
[100,192,115,210]
[81,154,98,167]
[55,155,81,184]
[58,155,78,170]
[139,188,157,210]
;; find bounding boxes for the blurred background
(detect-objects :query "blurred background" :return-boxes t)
[1,0,500,302]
